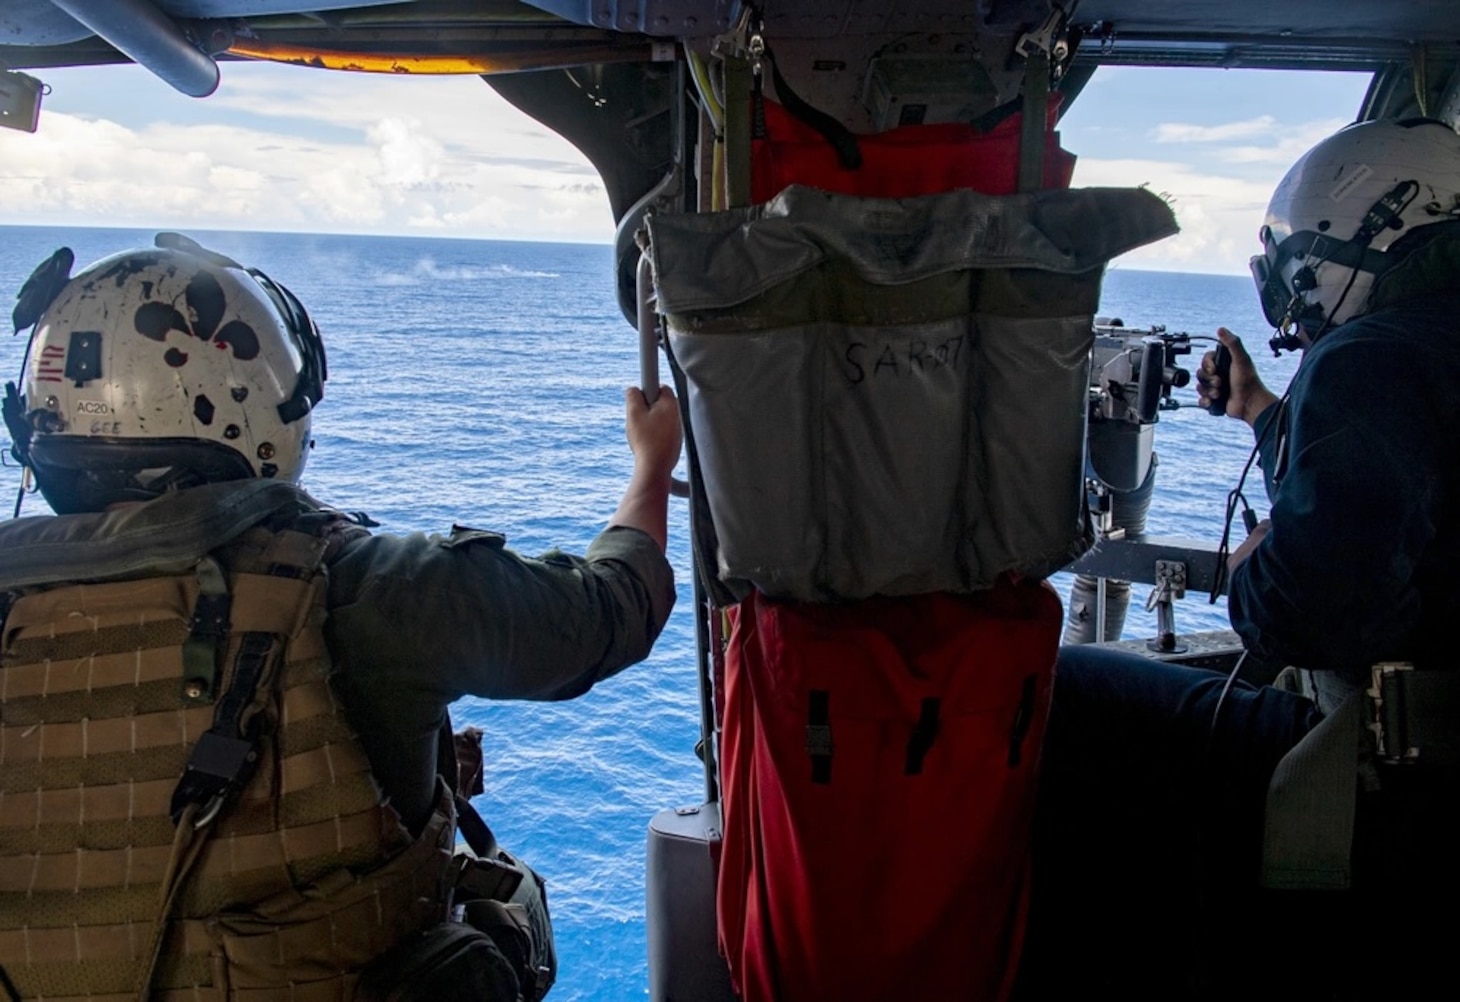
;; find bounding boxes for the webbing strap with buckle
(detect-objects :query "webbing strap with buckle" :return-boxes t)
[455,853,525,904]
[171,527,327,827]
[1368,663,1460,768]
[1017,50,1049,193]
[181,556,230,703]
[454,794,525,903]
[170,630,276,827]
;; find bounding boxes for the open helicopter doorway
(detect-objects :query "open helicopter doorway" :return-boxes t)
[1046,64,1371,654]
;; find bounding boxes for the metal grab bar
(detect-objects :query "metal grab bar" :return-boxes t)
[637,248,690,498]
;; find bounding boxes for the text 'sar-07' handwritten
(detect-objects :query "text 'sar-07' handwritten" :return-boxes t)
[843,334,965,385]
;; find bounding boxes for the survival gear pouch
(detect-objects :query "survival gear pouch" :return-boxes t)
[356,842,555,1002]
[0,481,454,1000]
[450,724,558,1001]
[454,845,557,1002]
[354,786,557,1002]
[358,725,558,1002]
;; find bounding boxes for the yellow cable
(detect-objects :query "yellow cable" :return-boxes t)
[687,49,724,129]
[226,40,650,75]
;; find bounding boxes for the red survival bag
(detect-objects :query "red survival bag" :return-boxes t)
[749,94,1075,203]
[715,581,1062,1001]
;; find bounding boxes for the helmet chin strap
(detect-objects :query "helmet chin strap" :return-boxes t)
[1272,264,1367,355]
[1267,180,1419,356]
[1268,324,1305,356]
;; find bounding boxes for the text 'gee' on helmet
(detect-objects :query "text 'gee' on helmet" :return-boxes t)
[1251,118,1460,340]
[5,233,325,514]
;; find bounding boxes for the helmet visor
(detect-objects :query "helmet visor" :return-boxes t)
[1249,251,1289,329]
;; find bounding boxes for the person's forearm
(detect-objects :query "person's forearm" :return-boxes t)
[609,465,670,551]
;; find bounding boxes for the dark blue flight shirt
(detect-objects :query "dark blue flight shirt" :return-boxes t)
[1228,295,1460,684]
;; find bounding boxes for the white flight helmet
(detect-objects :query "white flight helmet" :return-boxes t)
[3,233,326,514]
[1252,118,1460,348]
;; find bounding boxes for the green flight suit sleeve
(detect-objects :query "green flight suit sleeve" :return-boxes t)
[320,522,674,833]
[324,523,676,702]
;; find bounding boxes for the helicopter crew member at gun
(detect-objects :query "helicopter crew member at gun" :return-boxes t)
[0,234,682,1001]
[1021,117,1460,1000]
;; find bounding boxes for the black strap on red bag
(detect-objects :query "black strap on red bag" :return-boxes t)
[751,38,861,171]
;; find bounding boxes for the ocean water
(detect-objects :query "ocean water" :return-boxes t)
[0,225,1301,1000]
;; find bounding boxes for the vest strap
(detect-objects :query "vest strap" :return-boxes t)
[181,556,231,703]
[171,631,277,827]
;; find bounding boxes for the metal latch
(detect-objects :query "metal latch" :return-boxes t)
[1015,7,1070,65]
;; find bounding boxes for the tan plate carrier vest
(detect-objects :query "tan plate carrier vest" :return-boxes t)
[0,520,456,1001]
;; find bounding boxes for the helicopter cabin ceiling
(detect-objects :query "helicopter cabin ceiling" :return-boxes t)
[1,2,1457,74]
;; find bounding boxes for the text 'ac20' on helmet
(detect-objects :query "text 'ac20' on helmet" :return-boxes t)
[1252,117,1460,345]
[2,233,326,514]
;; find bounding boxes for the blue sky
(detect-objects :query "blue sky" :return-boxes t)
[0,58,1371,274]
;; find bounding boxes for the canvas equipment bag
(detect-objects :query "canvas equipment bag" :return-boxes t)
[650,183,1179,605]
[0,483,546,1001]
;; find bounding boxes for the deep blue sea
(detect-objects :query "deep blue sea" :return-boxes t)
[0,225,1301,1000]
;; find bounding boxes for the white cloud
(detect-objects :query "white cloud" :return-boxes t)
[301,165,389,223]
[205,65,593,174]
[1072,156,1276,273]
[1069,106,1362,274]
[1150,115,1353,166]
[370,117,445,189]
[1152,116,1280,144]
[1,61,1371,271]
[0,64,613,243]
[1212,117,1353,165]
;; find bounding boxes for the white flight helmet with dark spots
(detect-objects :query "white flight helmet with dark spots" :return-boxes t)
[4,233,326,514]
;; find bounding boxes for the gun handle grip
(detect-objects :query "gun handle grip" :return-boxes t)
[1207,344,1232,416]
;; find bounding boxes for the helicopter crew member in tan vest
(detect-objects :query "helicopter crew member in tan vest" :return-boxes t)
[0,234,681,1001]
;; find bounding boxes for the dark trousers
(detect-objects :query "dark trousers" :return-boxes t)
[1017,644,1321,1000]
[1018,644,1460,1000]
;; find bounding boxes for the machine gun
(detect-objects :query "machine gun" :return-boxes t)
[1083,319,1195,508]
[1089,321,1194,425]
[1068,321,1220,656]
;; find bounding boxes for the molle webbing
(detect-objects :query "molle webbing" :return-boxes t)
[0,524,439,1000]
